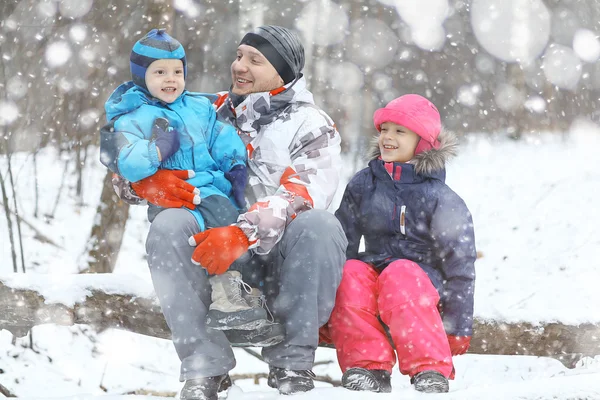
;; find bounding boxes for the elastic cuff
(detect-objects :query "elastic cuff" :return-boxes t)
[148,142,160,167]
[233,225,250,248]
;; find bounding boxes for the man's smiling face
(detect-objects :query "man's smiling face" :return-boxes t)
[230,44,284,95]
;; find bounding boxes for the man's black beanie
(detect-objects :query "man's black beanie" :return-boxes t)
[239,25,305,85]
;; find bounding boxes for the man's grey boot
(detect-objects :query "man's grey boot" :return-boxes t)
[206,271,268,330]
[180,374,231,400]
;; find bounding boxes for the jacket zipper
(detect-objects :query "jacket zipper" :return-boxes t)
[400,205,406,236]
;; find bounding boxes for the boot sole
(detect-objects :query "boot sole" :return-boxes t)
[414,380,449,393]
[206,308,268,330]
[342,369,391,393]
[227,332,285,347]
[225,322,285,347]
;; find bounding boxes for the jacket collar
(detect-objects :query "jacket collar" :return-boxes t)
[368,128,458,176]
[370,158,446,184]
[224,77,313,134]
[105,81,185,120]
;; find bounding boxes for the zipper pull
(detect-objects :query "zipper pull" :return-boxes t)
[400,205,406,235]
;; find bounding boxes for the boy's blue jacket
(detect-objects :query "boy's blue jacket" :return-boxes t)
[335,130,476,336]
[100,81,246,230]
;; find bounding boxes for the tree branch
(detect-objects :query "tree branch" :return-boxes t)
[0,382,16,397]
[0,201,64,249]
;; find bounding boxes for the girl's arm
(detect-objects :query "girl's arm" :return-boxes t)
[431,191,477,337]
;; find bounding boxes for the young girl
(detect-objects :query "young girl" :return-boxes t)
[329,94,476,393]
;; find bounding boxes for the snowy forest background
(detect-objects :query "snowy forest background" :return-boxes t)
[1,0,600,399]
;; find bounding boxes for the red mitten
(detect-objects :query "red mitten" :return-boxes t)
[131,169,199,210]
[447,335,471,356]
[189,226,249,275]
[318,324,334,346]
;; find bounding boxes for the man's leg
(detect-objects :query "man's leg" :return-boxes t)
[261,209,347,369]
[145,208,236,381]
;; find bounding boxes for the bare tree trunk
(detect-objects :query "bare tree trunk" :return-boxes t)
[0,52,20,273]
[7,154,26,273]
[81,171,130,273]
[506,63,526,139]
[0,168,18,273]
[143,0,174,32]
[33,150,40,218]
[48,158,70,220]
[238,0,265,36]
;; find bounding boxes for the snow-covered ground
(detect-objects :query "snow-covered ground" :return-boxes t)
[2,119,600,398]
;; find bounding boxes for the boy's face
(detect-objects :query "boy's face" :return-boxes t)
[230,44,284,95]
[145,59,185,103]
[378,122,421,163]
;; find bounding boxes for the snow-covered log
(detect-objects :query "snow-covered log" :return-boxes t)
[1,274,599,367]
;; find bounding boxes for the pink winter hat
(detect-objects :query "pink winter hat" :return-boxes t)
[373,94,442,155]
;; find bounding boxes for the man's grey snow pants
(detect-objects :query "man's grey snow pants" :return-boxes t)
[145,208,347,381]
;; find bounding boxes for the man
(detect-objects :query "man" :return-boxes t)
[111,26,347,399]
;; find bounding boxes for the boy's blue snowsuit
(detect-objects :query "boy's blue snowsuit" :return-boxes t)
[100,81,246,231]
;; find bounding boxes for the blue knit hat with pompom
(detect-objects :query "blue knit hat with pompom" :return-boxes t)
[130,29,186,91]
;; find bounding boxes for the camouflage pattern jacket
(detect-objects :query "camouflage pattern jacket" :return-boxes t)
[216,77,342,254]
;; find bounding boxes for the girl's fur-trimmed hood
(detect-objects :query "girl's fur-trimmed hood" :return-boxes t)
[368,128,458,175]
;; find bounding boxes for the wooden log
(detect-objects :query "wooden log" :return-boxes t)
[1,275,598,368]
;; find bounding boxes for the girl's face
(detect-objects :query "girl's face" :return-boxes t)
[378,122,421,163]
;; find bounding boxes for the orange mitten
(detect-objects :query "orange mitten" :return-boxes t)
[131,169,199,210]
[189,226,249,275]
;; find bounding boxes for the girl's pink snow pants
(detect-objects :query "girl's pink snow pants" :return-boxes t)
[328,259,453,377]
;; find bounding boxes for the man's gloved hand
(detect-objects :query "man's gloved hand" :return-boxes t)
[225,165,248,208]
[153,118,180,161]
[447,335,471,356]
[188,226,249,275]
[131,169,200,209]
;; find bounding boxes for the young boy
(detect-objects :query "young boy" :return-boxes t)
[328,94,476,393]
[100,29,274,335]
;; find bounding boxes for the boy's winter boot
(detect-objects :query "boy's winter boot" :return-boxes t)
[243,287,266,309]
[411,370,449,393]
[267,366,315,395]
[224,318,285,347]
[206,270,268,330]
[180,374,231,400]
[342,367,392,393]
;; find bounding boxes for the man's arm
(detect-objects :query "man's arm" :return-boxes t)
[237,113,342,254]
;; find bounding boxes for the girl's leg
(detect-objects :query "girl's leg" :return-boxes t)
[377,260,453,378]
[328,260,395,373]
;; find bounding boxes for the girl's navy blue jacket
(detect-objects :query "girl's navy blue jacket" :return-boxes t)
[335,130,476,336]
